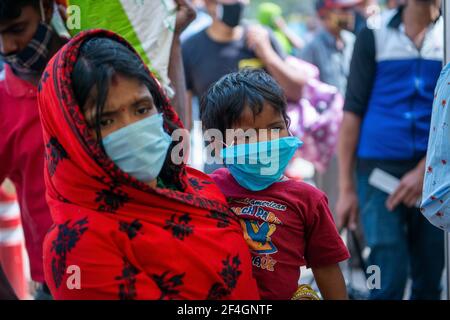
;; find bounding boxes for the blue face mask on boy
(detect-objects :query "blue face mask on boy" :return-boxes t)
[221,136,303,191]
[102,113,172,183]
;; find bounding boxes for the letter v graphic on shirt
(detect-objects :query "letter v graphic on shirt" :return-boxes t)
[240,220,278,254]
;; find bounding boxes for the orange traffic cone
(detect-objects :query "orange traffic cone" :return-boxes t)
[0,188,29,300]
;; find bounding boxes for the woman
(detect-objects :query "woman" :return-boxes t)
[37,29,259,300]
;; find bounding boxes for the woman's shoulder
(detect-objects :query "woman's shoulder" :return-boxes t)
[184,166,228,203]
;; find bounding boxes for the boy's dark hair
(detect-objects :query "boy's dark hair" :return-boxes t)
[0,0,40,22]
[200,68,289,135]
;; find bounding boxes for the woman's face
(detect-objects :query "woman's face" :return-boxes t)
[83,74,158,138]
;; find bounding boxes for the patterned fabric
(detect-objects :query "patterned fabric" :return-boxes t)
[0,21,52,74]
[37,29,259,300]
[63,0,176,89]
[291,284,320,300]
[421,63,450,232]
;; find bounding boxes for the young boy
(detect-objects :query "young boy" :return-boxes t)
[201,69,350,300]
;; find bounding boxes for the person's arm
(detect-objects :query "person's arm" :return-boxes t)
[312,264,348,300]
[420,63,450,231]
[185,90,193,130]
[274,17,304,50]
[336,112,361,231]
[168,0,196,126]
[169,38,188,125]
[336,27,376,231]
[304,193,350,300]
[246,25,306,102]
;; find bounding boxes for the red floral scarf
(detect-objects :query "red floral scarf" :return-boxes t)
[37,29,259,300]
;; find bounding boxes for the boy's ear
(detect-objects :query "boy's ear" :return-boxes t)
[284,116,291,130]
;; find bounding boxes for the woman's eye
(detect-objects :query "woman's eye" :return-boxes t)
[100,118,114,128]
[136,106,151,115]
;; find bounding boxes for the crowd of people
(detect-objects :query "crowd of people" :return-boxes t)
[0,0,448,301]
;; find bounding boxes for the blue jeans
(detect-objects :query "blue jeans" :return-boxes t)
[357,169,445,300]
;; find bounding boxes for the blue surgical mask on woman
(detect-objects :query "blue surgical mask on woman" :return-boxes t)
[102,113,172,183]
[221,136,303,191]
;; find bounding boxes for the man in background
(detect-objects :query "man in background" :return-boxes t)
[337,0,444,299]
[182,0,307,128]
[300,0,360,95]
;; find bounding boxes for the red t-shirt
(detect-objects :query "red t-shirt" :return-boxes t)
[211,168,350,300]
[0,65,52,283]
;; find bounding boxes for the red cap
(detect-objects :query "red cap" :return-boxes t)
[317,0,363,11]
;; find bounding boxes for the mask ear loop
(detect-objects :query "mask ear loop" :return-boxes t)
[218,139,234,149]
[216,4,224,20]
[39,0,46,23]
[213,139,234,166]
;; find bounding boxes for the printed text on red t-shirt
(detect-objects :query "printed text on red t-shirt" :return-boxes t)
[229,198,286,272]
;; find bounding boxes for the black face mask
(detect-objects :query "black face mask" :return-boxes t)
[217,2,244,28]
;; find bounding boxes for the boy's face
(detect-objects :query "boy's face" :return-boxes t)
[205,0,249,23]
[323,7,355,33]
[231,103,289,145]
[0,3,51,57]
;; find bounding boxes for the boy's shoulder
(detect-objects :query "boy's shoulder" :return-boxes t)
[274,179,327,207]
[209,167,229,178]
[209,168,234,189]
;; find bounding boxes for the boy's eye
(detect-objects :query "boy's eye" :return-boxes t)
[9,24,26,34]
[270,125,285,131]
[100,118,114,128]
[11,27,25,34]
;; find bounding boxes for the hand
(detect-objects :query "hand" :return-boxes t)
[246,25,275,61]
[336,188,359,231]
[274,17,287,31]
[174,0,196,35]
[386,165,424,211]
